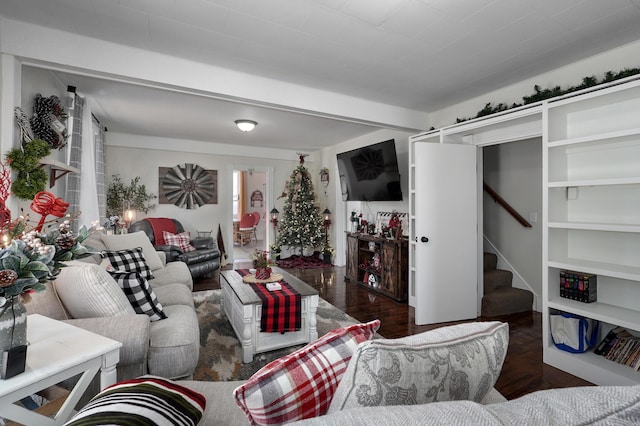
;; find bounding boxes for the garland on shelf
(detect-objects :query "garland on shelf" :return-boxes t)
[454,66,640,124]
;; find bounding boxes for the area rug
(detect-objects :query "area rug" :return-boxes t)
[276,253,332,269]
[192,290,361,382]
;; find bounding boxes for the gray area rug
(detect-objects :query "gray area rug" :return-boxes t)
[192,290,362,382]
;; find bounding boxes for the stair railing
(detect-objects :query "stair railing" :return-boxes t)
[483,182,532,228]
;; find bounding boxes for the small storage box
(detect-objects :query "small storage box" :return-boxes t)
[560,270,597,303]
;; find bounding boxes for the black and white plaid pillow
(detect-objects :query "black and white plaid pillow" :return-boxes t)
[110,271,167,321]
[102,247,154,280]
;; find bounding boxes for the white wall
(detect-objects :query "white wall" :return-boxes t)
[319,128,414,266]
[483,138,542,306]
[430,39,640,129]
[105,133,300,261]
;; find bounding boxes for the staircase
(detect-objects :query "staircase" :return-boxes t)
[482,252,533,317]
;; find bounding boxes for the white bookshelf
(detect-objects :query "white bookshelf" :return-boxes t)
[542,78,640,385]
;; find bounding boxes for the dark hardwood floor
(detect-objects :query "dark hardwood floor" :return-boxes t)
[195,262,593,400]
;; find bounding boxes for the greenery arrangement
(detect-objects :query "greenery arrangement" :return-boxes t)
[0,221,96,300]
[455,67,640,124]
[251,249,274,269]
[5,138,51,200]
[106,175,157,217]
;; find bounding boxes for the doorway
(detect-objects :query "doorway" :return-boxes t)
[232,168,268,261]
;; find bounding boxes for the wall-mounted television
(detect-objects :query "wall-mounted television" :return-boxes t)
[337,139,403,202]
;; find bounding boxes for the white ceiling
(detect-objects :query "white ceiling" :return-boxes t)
[2,0,640,151]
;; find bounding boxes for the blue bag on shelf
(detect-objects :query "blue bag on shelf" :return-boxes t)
[550,312,600,353]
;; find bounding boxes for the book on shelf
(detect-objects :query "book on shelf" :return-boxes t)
[595,327,640,371]
[559,270,597,303]
[594,326,625,355]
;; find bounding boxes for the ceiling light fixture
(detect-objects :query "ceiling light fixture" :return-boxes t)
[235,119,257,132]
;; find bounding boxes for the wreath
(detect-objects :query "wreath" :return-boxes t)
[29,94,68,149]
[5,139,51,200]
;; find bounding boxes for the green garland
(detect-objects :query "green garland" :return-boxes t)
[455,67,640,124]
[5,138,51,200]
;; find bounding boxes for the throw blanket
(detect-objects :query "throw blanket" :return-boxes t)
[236,269,301,333]
[145,218,177,246]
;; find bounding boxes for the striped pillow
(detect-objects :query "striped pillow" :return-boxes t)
[233,319,380,425]
[64,376,206,426]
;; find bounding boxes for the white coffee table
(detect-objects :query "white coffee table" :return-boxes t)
[0,314,122,425]
[221,268,319,363]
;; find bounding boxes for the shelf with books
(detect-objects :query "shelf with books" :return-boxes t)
[543,77,640,386]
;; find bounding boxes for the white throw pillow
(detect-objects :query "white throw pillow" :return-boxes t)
[328,321,509,413]
[54,263,135,318]
[101,231,164,271]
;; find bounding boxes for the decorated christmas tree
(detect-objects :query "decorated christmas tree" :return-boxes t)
[276,155,324,255]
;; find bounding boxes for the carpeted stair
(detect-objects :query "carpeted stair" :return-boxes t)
[482,252,533,317]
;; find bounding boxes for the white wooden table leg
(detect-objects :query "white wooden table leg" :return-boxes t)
[242,317,254,363]
[100,348,120,390]
[308,295,319,341]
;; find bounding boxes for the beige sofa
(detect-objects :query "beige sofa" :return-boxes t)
[25,231,200,398]
[174,383,640,425]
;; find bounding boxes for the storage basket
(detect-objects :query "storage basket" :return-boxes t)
[550,313,599,353]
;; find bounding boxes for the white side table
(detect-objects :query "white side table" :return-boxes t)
[0,314,122,425]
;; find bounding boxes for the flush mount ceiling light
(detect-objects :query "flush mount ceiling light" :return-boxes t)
[235,119,258,132]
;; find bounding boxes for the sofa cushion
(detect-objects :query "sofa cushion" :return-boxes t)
[101,231,164,271]
[149,261,194,291]
[148,304,200,378]
[64,376,206,426]
[153,283,195,308]
[102,247,154,280]
[233,320,380,425]
[179,380,248,425]
[24,281,69,320]
[293,385,640,426]
[163,230,196,252]
[328,321,508,413]
[54,263,135,319]
[110,271,167,321]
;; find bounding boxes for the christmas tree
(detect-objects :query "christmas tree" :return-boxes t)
[276,155,324,255]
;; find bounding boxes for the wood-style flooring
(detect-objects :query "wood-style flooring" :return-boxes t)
[195,262,593,400]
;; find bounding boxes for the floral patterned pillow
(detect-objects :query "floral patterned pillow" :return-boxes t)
[328,321,508,413]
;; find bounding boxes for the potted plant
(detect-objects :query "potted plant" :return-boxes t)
[321,245,334,264]
[269,244,280,261]
[251,249,274,280]
[106,175,157,218]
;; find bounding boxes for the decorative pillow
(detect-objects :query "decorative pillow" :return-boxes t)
[110,271,167,321]
[102,247,154,280]
[233,319,380,425]
[328,321,509,414]
[101,231,164,271]
[162,231,196,252]
[64,376,206,426]
[53,263,135,319]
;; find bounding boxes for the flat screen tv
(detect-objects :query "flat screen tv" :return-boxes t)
[337,139,403,201]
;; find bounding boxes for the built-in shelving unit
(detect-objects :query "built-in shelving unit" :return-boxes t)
[542,78,640,385]
[39,158,79,187]
[407,73,640,383]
